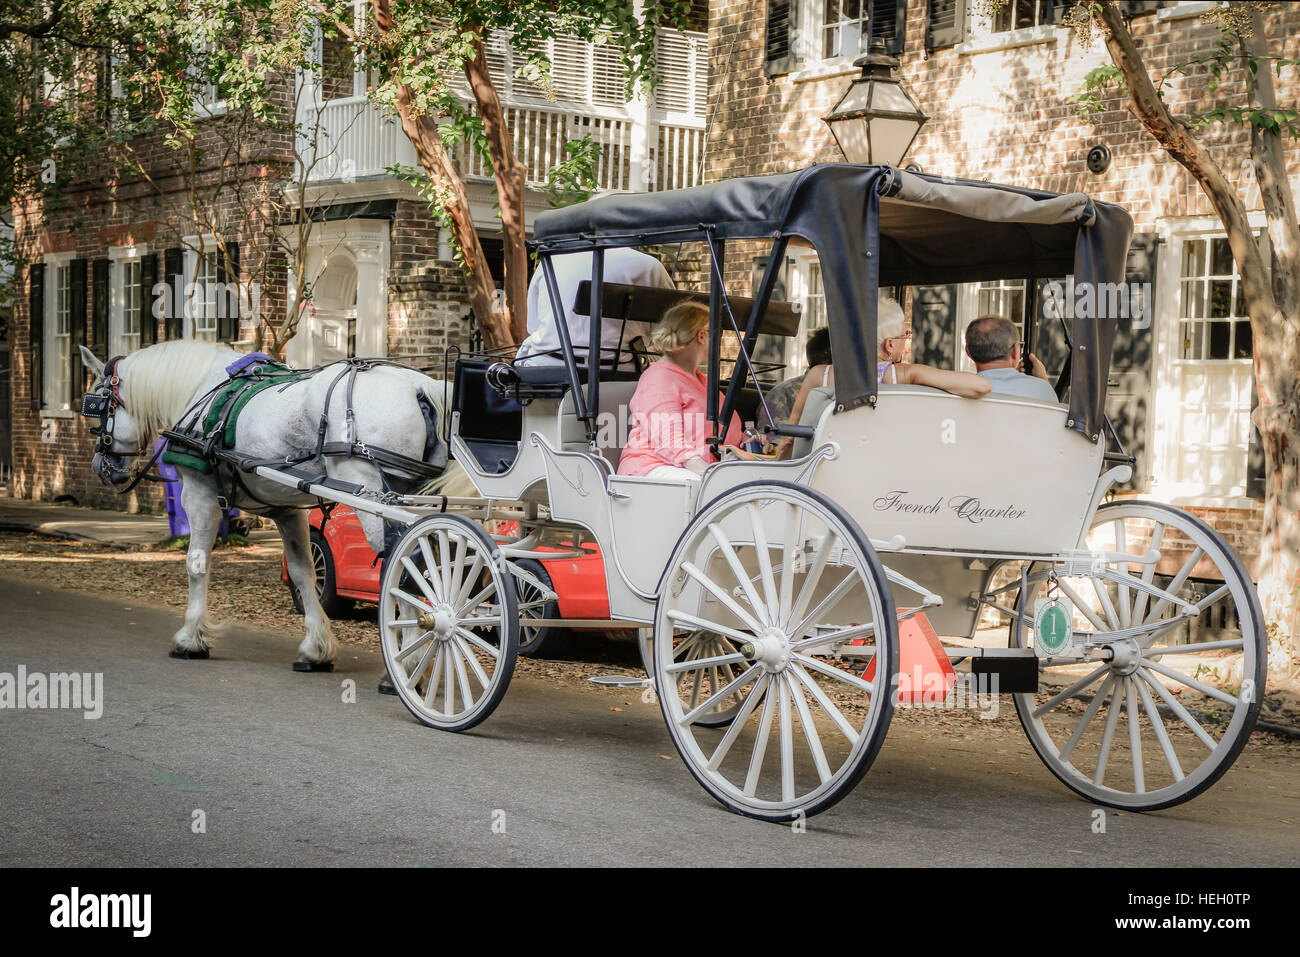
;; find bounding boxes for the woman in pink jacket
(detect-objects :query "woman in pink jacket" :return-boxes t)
[618,301,744,480]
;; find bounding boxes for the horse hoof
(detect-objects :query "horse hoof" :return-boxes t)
[377,673,397,696]
[292,660,334,673]
[169,649,210,660]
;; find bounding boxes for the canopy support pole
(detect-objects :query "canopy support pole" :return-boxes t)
[588,248,604,442]
[719,235,790,439]
[540,253,591,427]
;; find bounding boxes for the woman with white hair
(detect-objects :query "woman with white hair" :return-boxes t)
[777,294,990,456]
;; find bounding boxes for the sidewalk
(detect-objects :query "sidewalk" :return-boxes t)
[0,496,276,548]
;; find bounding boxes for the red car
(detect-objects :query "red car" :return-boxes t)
[283,506,611,657]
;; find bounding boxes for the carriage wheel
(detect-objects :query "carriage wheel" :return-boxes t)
[379,514,519,732]
[654,482,897,822]
[1014,501,1264,811]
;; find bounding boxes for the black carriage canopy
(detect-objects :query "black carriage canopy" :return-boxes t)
[532,163,1134,442]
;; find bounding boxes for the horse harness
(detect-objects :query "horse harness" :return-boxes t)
[83,354,446,512]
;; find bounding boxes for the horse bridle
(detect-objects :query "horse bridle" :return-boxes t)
[80,356,166,491]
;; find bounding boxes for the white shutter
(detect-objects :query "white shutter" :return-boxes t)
[550,35,590,103]
[592,42,628,106]
[655,30,691,113]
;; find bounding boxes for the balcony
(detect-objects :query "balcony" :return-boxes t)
[297,28,708,195]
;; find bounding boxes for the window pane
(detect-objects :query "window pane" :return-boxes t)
[1234,319,1252,359]
[1181,320,1203,360]
[1209,278,1232,318]
[1210,236,1233,276]
[1181,238,1205,278]
[1208,320,1230,359]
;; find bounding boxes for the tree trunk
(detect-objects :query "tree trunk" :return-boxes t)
[370,0,513,350]
[464,26,530,345]
[1095,3,1299,670]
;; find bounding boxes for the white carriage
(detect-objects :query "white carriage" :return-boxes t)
[287,165,1263,822]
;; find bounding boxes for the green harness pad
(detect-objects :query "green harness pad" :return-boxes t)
[162,361,310,474]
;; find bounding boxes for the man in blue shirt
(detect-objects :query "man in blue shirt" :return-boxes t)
[964,315,1058,402]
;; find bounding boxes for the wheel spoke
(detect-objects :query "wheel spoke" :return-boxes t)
[405,639,437,691]
[1143,638,1243,657]
[1129,521,1165,624]
[708,522,769,627]
[449,533,467,606]
[784,531,837,632]
[743,682,778,797]
[1093,682,1124,786]
[455,625,501,659]
[423,645,446,710]
[444,640,458,713]
[453,634,492,688]
[452,550,486,609]
[390,587,436,616]
[393,630,434,664]
[1033,662,1110,719]
[416,538,445,602]
[747,502,780,622]
[1114,520,1132,629]
[1126,678,1145,794]
[786,673,831,783]
[436,529,453,601]
[679,663,762,726]
[1143,547,1202,625]
[457,581,497,617]
[1136,667,1218,751]
[682,561,766,635]
[778,676,795,803]
[708,675,771,770]
[792,652,876,696]
[1143,658,1239,707]
[397,553,439,605]
[790,621,875,653]
[778,503,798,623]
[1135,672,1184,782]
[451,640,476,711]
[665,609,756,645]
[787,569,858,643]
[1054,577,1108,632]
[1058,674,1115,762]
[665,650,749,675]
[1090,574,1122,631]
[789,663,860,744]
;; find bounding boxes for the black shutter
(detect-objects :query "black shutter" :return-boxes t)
[28,263,44,411]
[216,240,239,341]
[1123,1,1171,14]
[164,247,184,340]
[69,258,88,402]
[870,0,907,56]
[1103,233,1159,491]
[925,0,966,50]
[1041,1,1073,24]
[140,253,158,346]
[765,0,800,76]
[911,285,958,369]
[92,257,109,351]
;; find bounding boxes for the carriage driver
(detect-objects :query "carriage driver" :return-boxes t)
[515,248,676,370]
[963,315,1058,402]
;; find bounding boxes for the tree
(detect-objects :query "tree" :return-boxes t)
[1059,1,1299,673]
[310,0,692,348]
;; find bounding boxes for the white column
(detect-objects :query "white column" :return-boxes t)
[351,240,388,359]
[628,0,651,192]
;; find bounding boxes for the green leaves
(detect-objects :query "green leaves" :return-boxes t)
[543,134,602,208]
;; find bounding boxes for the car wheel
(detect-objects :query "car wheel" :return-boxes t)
[288,527,352,618]
[513,558,569,658]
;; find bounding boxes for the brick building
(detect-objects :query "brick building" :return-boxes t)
[7,3,707,512]
[705,0,1300,572]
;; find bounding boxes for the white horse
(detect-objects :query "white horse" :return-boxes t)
[79,341,456,671]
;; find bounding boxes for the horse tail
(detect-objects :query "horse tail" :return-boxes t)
[416,459,478,498]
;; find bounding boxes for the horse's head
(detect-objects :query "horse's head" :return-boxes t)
[79,345,148,488]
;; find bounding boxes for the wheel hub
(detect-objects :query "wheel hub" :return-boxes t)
[1106,637,1142,676]
[744,629,792,673]
[418,605,458,641]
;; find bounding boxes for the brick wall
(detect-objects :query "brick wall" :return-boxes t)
[706,0,1298,572]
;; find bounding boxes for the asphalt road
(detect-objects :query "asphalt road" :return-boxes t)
[1,576,1296,867]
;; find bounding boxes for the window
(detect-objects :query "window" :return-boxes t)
[1178,236,1252,361]
[766,0,905,75]
[990,0,1057,32]
[110,252,147,355]
[975,278,1027,338]
[190,250,220,341]
[45,263,72,411]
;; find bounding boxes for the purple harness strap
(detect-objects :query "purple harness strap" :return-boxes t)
[226,352,275,376]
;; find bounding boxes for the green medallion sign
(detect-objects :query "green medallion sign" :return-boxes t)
[1034,597,1074,656]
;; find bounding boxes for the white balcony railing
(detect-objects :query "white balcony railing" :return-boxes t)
[297,29,707,194]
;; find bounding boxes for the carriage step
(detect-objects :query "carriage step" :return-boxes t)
[588,674,652,689]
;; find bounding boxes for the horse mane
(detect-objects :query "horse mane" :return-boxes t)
[120,340,240,440]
